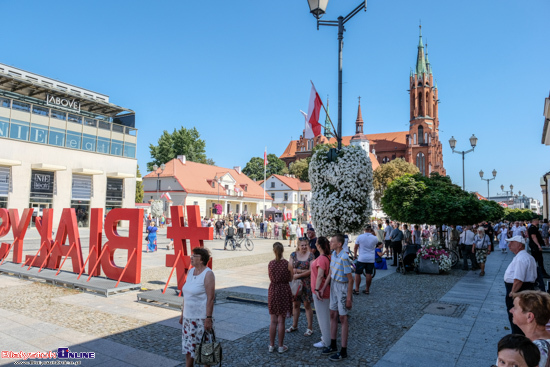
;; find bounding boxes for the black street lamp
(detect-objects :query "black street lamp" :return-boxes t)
[307,0,367,151]
[449,134,477,190]
[479,169,497,199]
[152,163,166,200]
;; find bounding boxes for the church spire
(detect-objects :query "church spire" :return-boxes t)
[355,97,364,134]
[415,25,427,76]
[425,42,432,75]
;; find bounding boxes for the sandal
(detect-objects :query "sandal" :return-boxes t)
[352,290,359,296]
[363,290,370,295]
[304,329,313,336]
[285,326,297,333]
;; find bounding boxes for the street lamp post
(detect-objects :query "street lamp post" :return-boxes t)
[449,135,477,190]
[479,169,497,199]
[152,163,166,200]
[307,0,367,151]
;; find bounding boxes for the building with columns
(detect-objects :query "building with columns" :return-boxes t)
[280,26,445,177]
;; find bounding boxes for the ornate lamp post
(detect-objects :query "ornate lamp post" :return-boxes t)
[449,134,478,190]
[479,169,497,199]
[307,0,367,151]
[152,163,166,200]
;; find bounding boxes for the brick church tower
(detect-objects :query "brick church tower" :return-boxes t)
[406,26,446,176]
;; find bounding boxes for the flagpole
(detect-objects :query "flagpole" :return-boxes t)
[262,146,267,221]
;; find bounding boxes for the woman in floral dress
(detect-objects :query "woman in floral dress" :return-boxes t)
[286,238,315,336]
[274,222,280,240]
[268,242,293,353]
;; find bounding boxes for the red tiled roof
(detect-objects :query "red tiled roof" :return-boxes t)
[279,132,408,159]
[143,159,272,200]
[269,174,311,191]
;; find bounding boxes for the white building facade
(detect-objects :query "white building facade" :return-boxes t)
[0,63,138,226]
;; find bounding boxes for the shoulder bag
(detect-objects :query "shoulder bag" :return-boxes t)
[196,329,222,366]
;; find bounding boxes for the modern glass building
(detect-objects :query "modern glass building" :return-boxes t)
[0,63,138,226]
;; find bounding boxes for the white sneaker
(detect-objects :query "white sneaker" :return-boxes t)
[313,341,325,348]
[268,345,274,353]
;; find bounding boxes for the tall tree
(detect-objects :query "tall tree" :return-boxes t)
[135,165,144,203]
[289,159,310,182]
[373,158,419,207]
[148,127,214,171]
[242,154,286,181]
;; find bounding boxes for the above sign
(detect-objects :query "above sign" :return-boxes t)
[46,94,81,112]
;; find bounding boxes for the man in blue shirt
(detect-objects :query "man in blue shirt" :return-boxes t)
[390,223,404,267]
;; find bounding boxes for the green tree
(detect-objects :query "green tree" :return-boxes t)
[480,200,505,223]
[382,173,494,227]
[503,208,536,222]
[242,154,286,181]
[289,159,309,182]
[135,165,144,203]
[147,127,214,171]
[373,158,419,207]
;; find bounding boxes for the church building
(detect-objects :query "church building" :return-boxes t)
[280,27,446,177]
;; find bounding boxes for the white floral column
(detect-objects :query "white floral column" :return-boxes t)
[309,146,373,237]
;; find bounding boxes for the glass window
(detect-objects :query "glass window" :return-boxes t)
[30,124,48,144]
[123,142,136,158]
[68,114,82,124]
[271,193,275,200]
[106,178,123,203]
[0,118,9,137]
[82,134,96,152]
[12,100,30,112]
[30,170,55,200]
[0,166,9,198]
[51,109,66,120]
[71,200,90,227]
[32,105,49,116]
[110,139,123,156]
[0,98,10,108]
[98,120,110,130]
[270,182,275,188]
[9,120,29,141]
[0,197,6,209]
[97,137,110,154]
[84,118,97,127]
[48,127,65,147]
[112,124,124,133]
[284,193,288,201]
[66,131,81,149]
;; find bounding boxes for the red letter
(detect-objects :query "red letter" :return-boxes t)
[48,209,84,273]
[25,209,54,268]
[0,209,11,260]
[7,209,33,264]
[166,205,213,290]
[100,208,143,284]
[88,208,103,277]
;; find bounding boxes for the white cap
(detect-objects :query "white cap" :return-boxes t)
[505,235,525,244]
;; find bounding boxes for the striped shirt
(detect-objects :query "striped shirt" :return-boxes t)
[330,249,351,283]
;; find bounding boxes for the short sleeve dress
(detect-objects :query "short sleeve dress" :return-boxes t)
[290,252,314,303]
[268,259,293,316]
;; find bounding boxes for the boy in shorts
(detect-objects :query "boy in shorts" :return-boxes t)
[320,233,353,361]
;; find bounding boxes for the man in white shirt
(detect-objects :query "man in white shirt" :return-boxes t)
[353,225,378,295]
[288,221,297,247]
[244,219,251,236]
[503,235,537,335]
[462,226,479,271]
[384,220,393,259]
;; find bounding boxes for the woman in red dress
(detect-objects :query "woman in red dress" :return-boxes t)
[268,242,293,353]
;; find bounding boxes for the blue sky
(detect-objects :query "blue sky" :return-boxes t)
[2,0,549,201]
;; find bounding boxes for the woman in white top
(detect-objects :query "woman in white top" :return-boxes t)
[498,224,509,253]
[179,247,215,367]
[473,228,491,276]
[510,291,550,367]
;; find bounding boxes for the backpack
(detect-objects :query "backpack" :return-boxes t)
[227,227,235,237]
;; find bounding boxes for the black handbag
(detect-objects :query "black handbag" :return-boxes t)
[196,329,222,366]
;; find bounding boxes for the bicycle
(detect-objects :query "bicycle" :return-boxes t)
[225,234,254,251]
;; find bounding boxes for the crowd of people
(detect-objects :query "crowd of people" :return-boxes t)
[153,209,550,366]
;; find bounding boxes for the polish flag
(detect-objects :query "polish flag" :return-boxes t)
[304,83,323,139]
[160,192,172,201]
